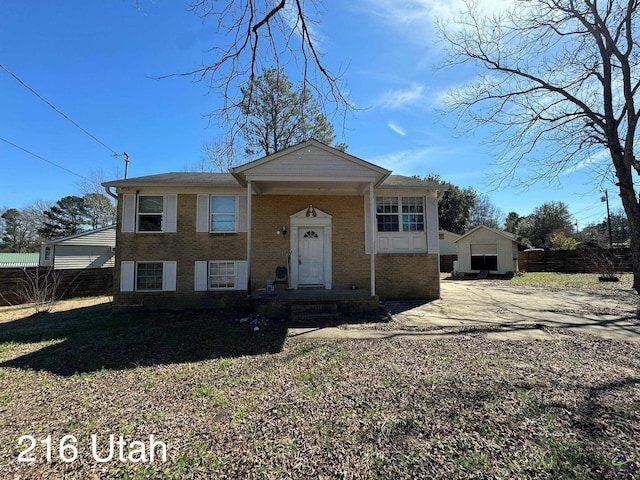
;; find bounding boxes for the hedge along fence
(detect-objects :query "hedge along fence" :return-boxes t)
[0,267,113,306]
[518,248,632,273]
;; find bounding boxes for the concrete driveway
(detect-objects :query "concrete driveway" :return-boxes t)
[288,279,640,341]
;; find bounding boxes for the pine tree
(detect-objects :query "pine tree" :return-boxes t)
[39,196,90,239]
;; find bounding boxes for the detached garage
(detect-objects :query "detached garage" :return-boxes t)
[455,225,519,275]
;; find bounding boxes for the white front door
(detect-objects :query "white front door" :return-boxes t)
[298,228,324,285]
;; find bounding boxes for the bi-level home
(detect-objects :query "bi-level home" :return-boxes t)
[103,140,443,311]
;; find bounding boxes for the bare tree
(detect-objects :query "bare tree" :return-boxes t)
[159,0,352,148]
[468,192,504,230]
[15,267,63,314]
[440,0,640,292]
[198,136,240,172]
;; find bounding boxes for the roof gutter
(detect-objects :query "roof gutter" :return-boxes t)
[104,185,118,200]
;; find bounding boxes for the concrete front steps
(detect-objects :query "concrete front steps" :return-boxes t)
[250,288,379,322]
[290,302,341,325]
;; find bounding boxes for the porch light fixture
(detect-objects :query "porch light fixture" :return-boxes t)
[305,205,317,217]
[276,225,287,236]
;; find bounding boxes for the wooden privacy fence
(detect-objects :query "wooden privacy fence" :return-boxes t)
[518,248,632,273]
[0,267,113,306]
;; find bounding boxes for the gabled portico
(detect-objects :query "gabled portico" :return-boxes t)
[231,139,390,296]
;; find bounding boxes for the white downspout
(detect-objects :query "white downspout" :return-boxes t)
[369,182,376,296]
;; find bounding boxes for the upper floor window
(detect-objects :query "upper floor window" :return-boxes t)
[376,197,399,232]
[376,196,424,232]
[211,196,236,232]
[137,195,164,232]
[402,197,425,232]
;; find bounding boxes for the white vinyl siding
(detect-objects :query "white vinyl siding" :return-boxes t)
[51,246,115,270]
[193,260,248,291]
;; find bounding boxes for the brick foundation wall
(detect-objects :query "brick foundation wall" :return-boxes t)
[376,253,440,300]
[113,291,249,312]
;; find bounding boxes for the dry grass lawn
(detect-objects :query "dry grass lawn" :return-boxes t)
[0,294,638,479]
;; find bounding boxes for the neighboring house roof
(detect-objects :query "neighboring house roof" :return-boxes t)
[42,225,116,246]
[0,253,39,268]
[439,230,462,238]
[455,225,519,243]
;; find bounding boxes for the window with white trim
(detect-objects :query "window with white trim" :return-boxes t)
[136,261,164,291]
[137,195,164,232]
[376,196,424,232]
[376,197,399,232]
[402,196,425,232]
[211,196,236,232]
[209,261,236,289]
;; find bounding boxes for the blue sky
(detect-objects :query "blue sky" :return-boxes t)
[0,0,621,228]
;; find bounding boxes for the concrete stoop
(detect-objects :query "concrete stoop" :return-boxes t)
[290,303,341,325]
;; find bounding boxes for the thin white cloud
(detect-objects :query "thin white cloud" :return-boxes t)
[561,149,609,176]
[357,0,515,46]
[371,146,455,175]
[378,84,426,110]
[387,122,406,136]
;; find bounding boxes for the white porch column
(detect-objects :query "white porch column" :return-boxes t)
[246,181,252,293]
[369,182,376,296]
[426,190,439,255]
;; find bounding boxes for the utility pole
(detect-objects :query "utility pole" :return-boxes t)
[123,152,130,179]
[113,152,130,179]
[601,190,613,248]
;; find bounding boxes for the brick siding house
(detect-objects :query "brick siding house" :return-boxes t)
[103,140,443,311]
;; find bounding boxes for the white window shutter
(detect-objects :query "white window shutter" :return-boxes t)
[194,261,208,291]
[120,261,135,292]
[163,261,177,291]
[122,194,136,233]
[196,194,210,232]
[164,194,178,232]
[235,260,248,290]
[364,197,371,254]
[237,195,248,232]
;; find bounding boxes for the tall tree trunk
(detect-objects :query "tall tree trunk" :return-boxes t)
[616,176,640,293]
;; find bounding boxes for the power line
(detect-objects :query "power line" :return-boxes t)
[575,210,605,225]
[0,63,121,156]
[572,200,603,216]
[0,136,90,181]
